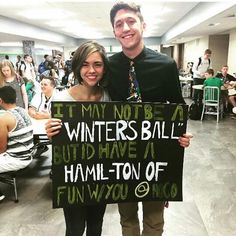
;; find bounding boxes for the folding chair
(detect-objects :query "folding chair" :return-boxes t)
[201,86,223,123]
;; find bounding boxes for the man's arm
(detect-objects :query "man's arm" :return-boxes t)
[191,58,201,78]
[28,106,50,120]
[21,84,29,110]
[0,117,9,153]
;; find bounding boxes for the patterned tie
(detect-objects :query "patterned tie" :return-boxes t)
[127,61,142,102]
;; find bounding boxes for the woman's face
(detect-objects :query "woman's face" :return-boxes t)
[80,52,104,87]
[1,66,12,78]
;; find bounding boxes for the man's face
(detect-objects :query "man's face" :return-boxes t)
[221,66,228,75]
[25,56,31,63]
[113,9,145,52]
[205,53,211,59]
[205,72,212,79]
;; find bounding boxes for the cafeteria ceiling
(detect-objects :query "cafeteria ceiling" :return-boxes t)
[0,0,236,47]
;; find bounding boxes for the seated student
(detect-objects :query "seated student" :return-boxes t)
[216,65,236,114]
[225,80,236,114]
[28,76,56,120]
[0,86,34,201]
[203,68,223,100]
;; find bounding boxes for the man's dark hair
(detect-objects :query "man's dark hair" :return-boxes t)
[206,68,214,76]
[44,54,49,59]
[0,86,16,104]
[110,2,143,27]
[40,76,56,88]
[24,54,30,59]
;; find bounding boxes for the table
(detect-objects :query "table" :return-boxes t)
[30,118,49,143]
[192,85,226,90]
[192,84,203,90]
[179,76,193,98]
[179,76,193,82]
[31,118,48,135]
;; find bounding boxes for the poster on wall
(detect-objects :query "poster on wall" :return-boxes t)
[51,101,188,208]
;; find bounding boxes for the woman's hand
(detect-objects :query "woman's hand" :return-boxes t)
[45,118,62,139]
[178,133,193,148]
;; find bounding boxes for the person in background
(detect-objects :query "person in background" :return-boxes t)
[0,60,28,109]
[45,41,110,236]
[4,55,14,68]
[192,49,212,103]
[62,51,75,86]
[216,65,236,114]
[40,60,60,86]
[108,2,192,236]
[15,55,23,74]
[20,54,36,83]
[216,65,235,83]
[203,68,223,100]
[54,53,65,83]
[0,86,34,201]
[28,76,56,120]
[23,76,35,102]
[38,54,51,75]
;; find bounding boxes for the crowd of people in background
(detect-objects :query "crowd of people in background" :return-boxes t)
[1,51,75,105]
[181,49,236,116]
[0,52,75,202]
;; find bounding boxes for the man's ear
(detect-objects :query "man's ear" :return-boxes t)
[142,22,146,31]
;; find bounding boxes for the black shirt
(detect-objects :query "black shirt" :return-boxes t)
[216,72,236,83]
[108,47,184,104]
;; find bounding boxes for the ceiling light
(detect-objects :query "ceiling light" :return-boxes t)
[18,9,74,20]
[208,23,220,26]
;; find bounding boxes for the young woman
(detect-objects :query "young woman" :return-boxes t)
[0,60,28,109]
[45,41,110,236]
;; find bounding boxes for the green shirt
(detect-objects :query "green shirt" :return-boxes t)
[203,77,223,100]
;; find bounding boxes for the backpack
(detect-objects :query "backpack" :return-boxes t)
[18,61,26,76]
[189,102,203,120]
[38,61,47,74]
[196,57,211,70]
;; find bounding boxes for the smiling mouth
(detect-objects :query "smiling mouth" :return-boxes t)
[122,34,133,39]
[87,76,97,80]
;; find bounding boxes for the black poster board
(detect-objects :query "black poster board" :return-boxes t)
[51,101,188,208]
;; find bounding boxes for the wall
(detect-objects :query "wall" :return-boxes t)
[183,36,209,70]
[228,28,236,75]
[209,34,229,72]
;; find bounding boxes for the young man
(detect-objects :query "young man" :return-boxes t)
[20,54,36,83]
[192,49,212,103]
[108,2,192,236]
[203,68,223,100]
[216,65,236,113]
[28,76,57,120]
[0,86,34,200]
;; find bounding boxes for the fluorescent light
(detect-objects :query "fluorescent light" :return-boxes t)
[0,42,22,46]
[18,9,74,20]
